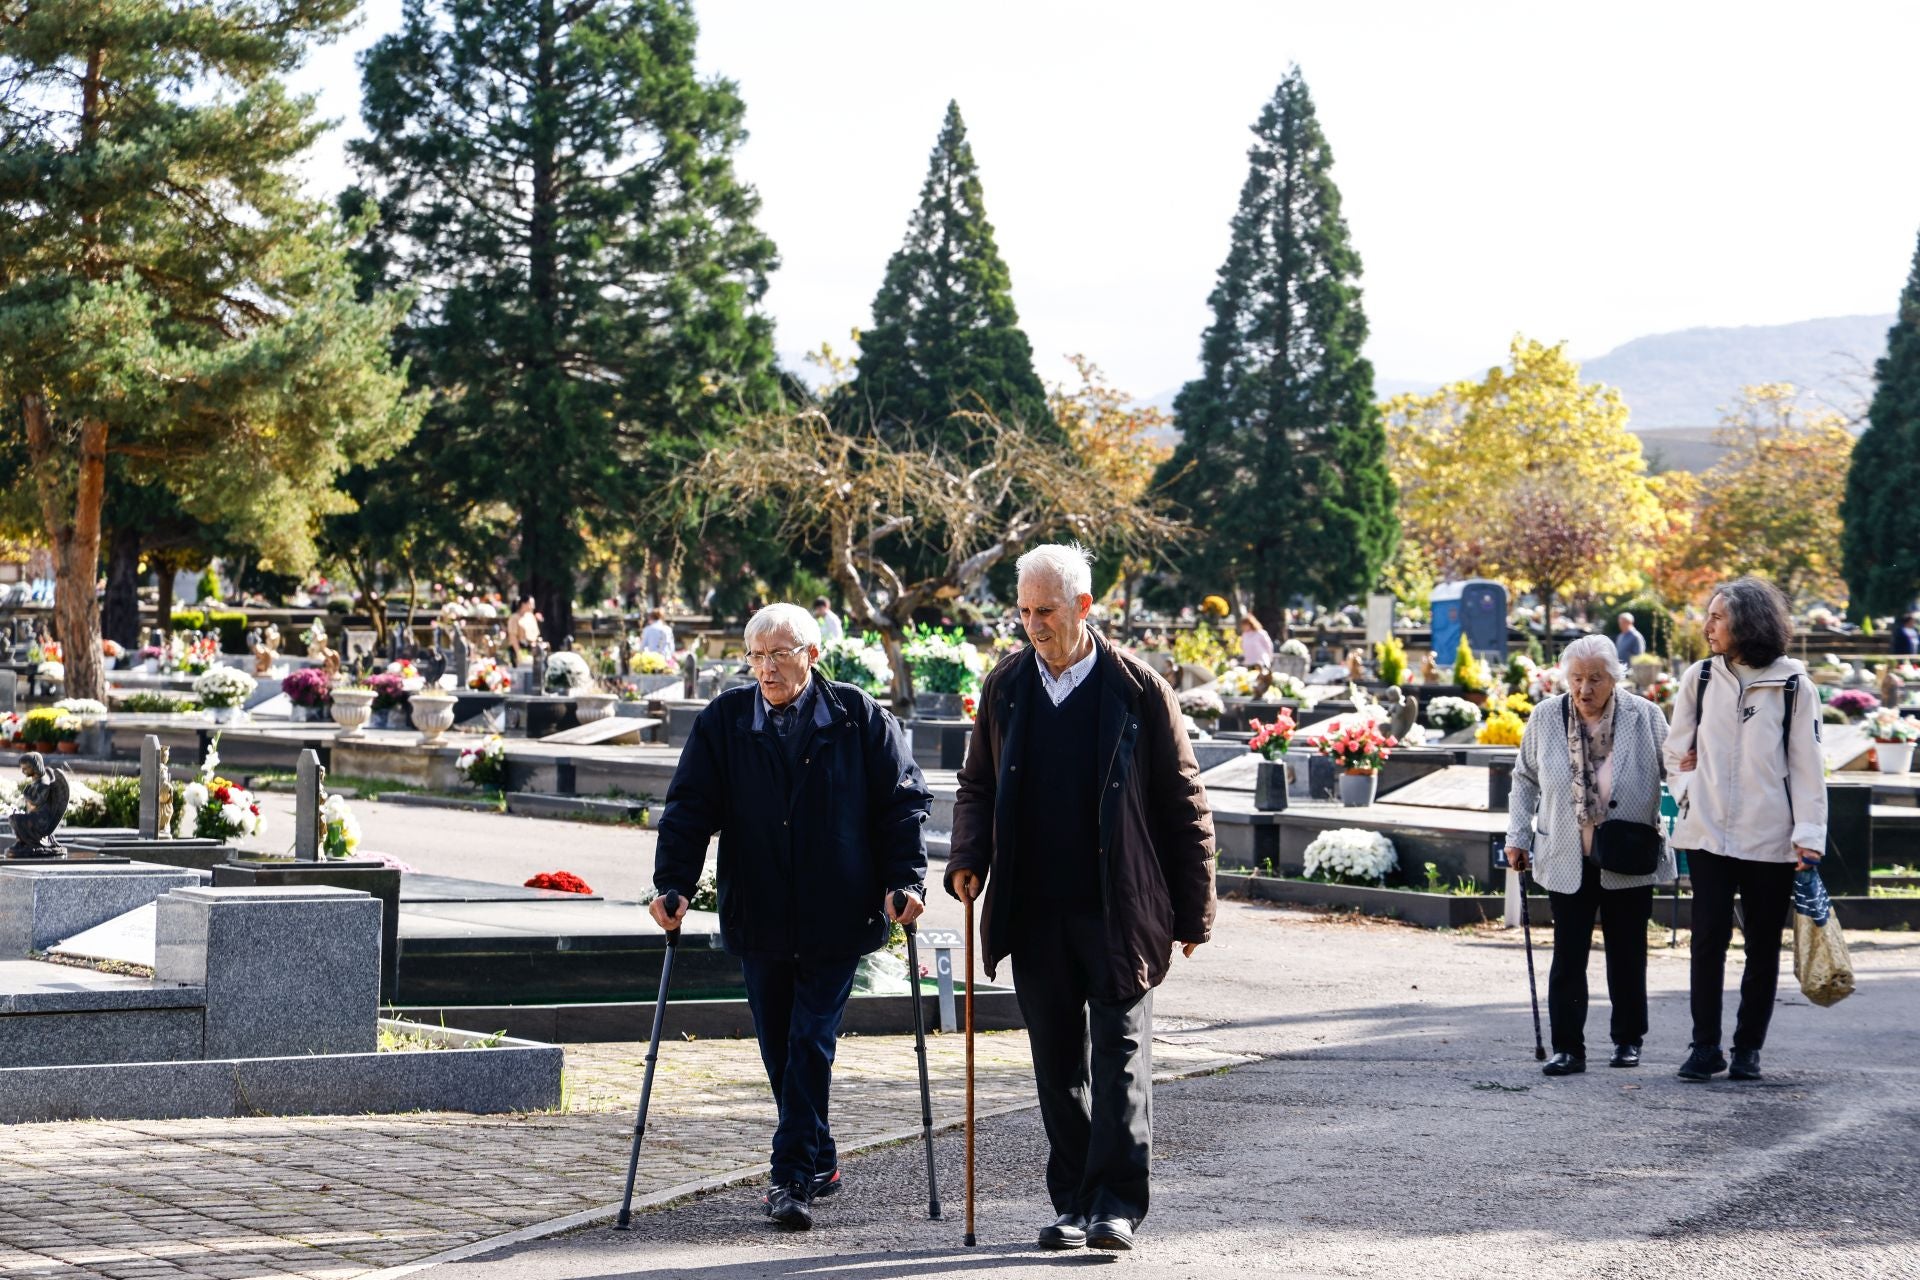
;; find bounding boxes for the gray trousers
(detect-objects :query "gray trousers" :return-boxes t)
[1010,912,1154,1225]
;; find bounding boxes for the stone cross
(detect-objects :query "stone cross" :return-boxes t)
[294,749,326,862]
[139,735,163,839]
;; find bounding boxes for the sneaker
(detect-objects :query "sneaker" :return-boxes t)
[1677,1044,1728,1081]
[764,1183,812,1230]
[1729,1049,1762,1081]
[810,1168,843,1200]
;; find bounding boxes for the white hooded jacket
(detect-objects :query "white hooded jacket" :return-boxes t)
[1664,654,1826,861]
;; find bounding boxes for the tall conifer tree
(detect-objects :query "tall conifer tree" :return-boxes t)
[1158,67,1397,628]
[351,0,779,639]
[849,102,1054,451]
[1841,229,1920,616]
[0,0,422,701]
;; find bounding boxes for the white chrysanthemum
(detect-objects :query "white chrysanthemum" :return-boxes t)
[183,782,210,809]
[1303,828,1399,882]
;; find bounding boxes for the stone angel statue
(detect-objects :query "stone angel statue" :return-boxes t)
[8,752,69,859]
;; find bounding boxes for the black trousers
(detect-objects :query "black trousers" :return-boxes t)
[1545,860,1652,1056]
[1010,912,1154,1226]
[740,954,860,1189]
[1687,849,1796,1053]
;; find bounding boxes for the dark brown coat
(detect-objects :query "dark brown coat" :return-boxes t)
[944,631,1216,999]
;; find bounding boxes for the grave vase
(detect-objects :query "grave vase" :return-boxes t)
[207,705,238,724]
[410,692,458,744]
[574,692,617,724]
[1254,758,1290,811]
[1339,769,1379,807]
[331,689,376,738]
[1875,740,1914,775]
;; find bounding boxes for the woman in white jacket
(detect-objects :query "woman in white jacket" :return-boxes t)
[1666,576,1826,1083]
[1506,634,1674,1076]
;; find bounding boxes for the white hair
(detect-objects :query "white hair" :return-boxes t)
[745,602,821,650]
[1561,633,1624,679]
[1617,611,1634,625]
[1015,542,1094,600]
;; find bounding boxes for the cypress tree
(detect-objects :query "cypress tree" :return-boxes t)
[351,0,779,640]
[849,101,1054,450]
[1157,67,1397,628]
[1842,228,1920,617]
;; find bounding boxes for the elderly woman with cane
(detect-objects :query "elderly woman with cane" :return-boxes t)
[1505,633,1674,1076]
[1666,575,1825,1082]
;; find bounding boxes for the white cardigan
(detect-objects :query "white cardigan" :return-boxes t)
[1664,656,1826,862]
[1506,692,1675,895]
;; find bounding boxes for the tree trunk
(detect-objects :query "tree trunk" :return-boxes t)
[23,400,109,703]
[102,524,142,649]
[154,555,176,642]
[1538,583,1557,662]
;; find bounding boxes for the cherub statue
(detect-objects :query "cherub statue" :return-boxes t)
[321,646,342,677]
[252,644,276,675]
[7,752,68,859]
[1345,649,1367,683]
[1419,651,1441,685]
[263,622,282,654]
[156,745,175,839]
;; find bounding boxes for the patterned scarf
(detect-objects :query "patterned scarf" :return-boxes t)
[1568,693,1617,830]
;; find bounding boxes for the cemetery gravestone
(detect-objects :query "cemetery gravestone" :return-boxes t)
[138,736,163,840]
[0,670,14,714]
[295,751,325,862]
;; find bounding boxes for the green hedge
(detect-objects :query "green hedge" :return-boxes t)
[171,609,249,653]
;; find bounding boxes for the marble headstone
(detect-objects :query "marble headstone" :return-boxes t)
[138,735,163,840]
[294,750,325,862]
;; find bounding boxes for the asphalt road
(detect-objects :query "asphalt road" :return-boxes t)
[414,893,1920,1279]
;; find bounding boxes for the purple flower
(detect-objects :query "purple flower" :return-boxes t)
[282,667,334,708]
[368,673,411,710]
[1829,689,1880,716]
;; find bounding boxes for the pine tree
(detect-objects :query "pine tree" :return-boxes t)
[849,102,1055,451]
[1842,229,1920,617]
[350,0,779,641]
[0,0,423,702]
[1157,67,1397,629]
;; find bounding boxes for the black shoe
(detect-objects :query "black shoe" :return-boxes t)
[1037,1214,1087,1250]
[1609,1043,1642,1069]
[1678,1044,1728,1081]
[1729,1049,1762,1080]
[1542,1052,1585,1076]
[810,1168,842,1200]
[765,1183,812,1230]
[1087,1218,1135,1251]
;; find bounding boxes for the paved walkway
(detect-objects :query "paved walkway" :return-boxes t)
[0,1033,1242,1280]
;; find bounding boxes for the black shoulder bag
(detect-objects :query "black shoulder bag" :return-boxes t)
[1567,696,1662,876]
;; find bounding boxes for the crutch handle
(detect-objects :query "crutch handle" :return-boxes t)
[891,888,916,931]
[661,890,683,948]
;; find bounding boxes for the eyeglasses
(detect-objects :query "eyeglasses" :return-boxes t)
[746,647,804,668]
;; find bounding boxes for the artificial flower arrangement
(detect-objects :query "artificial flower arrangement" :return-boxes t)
[1215,666,1261,698]
[962,694,978,721]
[1425,695,1483,733]
[1248,710,1297,759]
[544,650,595,693]
[525,871,593,895]
[1278,637,1311,660]
[1526,664,1566,703]
[321,792,360,859]
[1476,709,1526,746]
[1645,673,1679,709]
[1865,708,1920,743]
[1893,661,1920,683]
[631,649,675,676]
[1829,688,1881,717]
[1269,672,1318,709]
[177,633,219,676]
[819,632,894,695]
[183,738,266,842]
[367,673,411,711]
[1313,720,1397,774]
[281,667,334,708]
[468,659,512,693]
[901,623,984,696]
[386,659,426,693]
[0,712,20,744]
[100,638,125,660]
[1302,827,1399,883]
[1500,692,1535,720]
[35,661,64,684]
[192,665,257,710]
[1177,685,1225,723]
[53,697,107,723]
[456,735,509,790]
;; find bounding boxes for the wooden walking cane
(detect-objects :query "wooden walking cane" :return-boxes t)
[963,888,977,1247]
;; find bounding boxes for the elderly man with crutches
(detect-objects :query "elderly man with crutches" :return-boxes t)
[946,543,1216,1253]
[651,601,931,1231]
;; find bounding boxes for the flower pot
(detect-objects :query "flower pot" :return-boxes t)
[56,742,79,755]
[331,689,376,738]
[1875,741,1915,775]
[207,705,237,724]
[409,693,458,744]
[142,659,159,674]
[29,741,52,755]
[1339,769,1379,807]
[574,692,617,724]
[1461,690,1488,708]
[1255,758,1291,811]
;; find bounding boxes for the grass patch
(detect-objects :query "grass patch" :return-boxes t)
[377,1023,509,1052]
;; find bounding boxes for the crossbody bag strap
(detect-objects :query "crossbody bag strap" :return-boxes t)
[1783,673,1798,824]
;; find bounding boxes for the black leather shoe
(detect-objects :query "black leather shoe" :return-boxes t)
[765,1183,812,1230]
[1542,1052,1585,1076]
[1609,1043,1641,1069]
[1037,1214,1087,1250]
[1678,1044,1728,1081]
[1729,1049,1763,1080]
[1087,1217,1135,1251]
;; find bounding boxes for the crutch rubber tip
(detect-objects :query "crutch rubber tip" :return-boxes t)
[1534,1047,1547,1060]
[964,1233,976,1247]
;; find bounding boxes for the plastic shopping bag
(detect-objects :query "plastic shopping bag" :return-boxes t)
[1791,868,1855,1008]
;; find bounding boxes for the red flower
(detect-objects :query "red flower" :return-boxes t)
[525,871,594,895]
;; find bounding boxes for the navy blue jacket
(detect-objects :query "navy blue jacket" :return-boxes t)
[653,677,931,960]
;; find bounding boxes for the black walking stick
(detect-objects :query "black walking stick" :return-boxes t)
[895,891,942,1220]
[615,890,683,1231]
[1517,871,1547,1061]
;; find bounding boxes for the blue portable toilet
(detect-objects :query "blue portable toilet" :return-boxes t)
[1431,579,1510,662]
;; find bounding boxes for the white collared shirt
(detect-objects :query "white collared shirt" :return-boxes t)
[1035,639,1098,707]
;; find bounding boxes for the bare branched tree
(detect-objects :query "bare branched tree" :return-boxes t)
[683,409,1185,700]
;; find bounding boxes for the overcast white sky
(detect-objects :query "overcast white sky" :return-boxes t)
[291,1,1920,399]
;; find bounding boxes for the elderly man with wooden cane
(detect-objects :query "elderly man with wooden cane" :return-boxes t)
[946,543,1216,1252]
